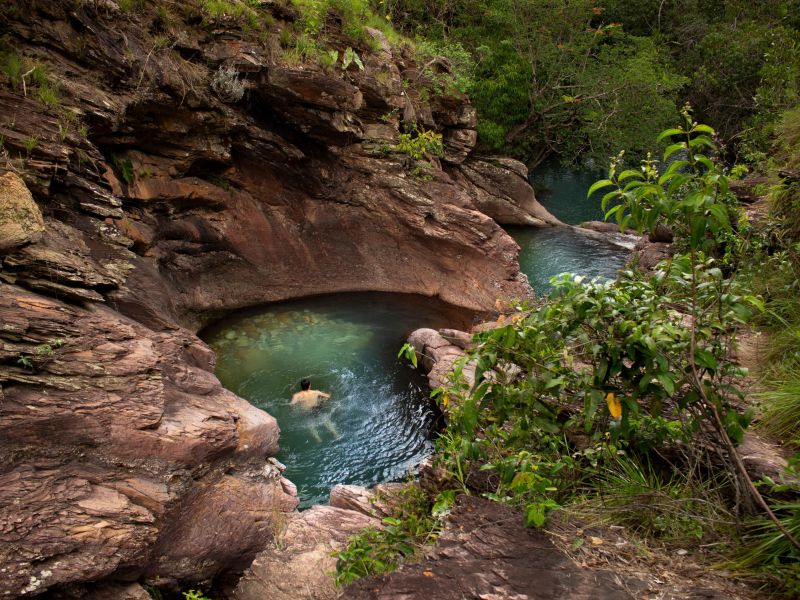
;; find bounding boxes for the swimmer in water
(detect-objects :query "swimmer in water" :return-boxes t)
[290,378,331,409]
[290,378,338,441]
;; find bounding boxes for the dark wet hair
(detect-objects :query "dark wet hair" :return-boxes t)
[300,378,311,390]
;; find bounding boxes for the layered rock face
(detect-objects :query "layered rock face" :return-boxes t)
[0,0,555,595]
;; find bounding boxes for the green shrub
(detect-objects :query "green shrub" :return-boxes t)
[333,484,448,586]
[424,114,762,538]
[1,51,23,89]
[395,127,443,160]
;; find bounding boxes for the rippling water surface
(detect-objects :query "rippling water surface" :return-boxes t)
[203,294,471,508]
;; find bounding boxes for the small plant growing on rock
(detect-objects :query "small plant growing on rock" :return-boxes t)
[23,135,38,158]
[333,483,447,586]
[37,82,59,107]
[410,161,434,181]
[1,51,23,89]
[118,0,146,12]
[112,155,134,185]
[182,590,212,600]
[341,47,364,71]
[211,64,245,103]
[16,339,66,372]
[395,126,443,160]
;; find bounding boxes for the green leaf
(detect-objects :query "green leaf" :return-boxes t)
[657,128,685,143]
[694,349,718,371]
[656,372,675,395]
[587,179,613,197]
[544,376,564,390]
[663,142,685,161]
[432,490,457,516]
[525,503,547,527]
[461,396,479,435]
[601,190,620,211]
[658,160,688,185]
[690,217,707,247]
[617,169,644,182]
[708,204,730,229]
[691,124,715,135]
[397,343,418,368]
[604,204,624,222]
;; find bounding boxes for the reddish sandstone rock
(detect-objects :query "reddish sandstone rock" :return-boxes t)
[0,0,550,595]
[0,285,296,597]
[0,172,45,252]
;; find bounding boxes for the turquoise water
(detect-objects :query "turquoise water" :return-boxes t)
[531,159,606,224]
[203,294,472,508]
[510,159,630,294]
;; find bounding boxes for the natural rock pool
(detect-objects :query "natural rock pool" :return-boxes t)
[205,163,632,509]
[509,159,632,293]
[203,293,472,508]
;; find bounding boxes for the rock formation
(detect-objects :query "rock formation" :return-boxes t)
[343,495,638,600]
[0,0,558,595]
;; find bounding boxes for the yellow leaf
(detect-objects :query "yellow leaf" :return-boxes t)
[589,536,604,546]
[423,570,434,577]
[606,392,622,419]
[442,394,449,408]
[497,314,506,324]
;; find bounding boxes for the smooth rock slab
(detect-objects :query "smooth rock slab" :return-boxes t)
[344,495,638,600]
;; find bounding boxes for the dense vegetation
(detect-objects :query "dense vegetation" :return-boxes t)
[336,112,800,596]
[385,0,800,167]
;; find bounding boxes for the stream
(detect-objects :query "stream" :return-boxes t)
[509,159,632,293]
[205,162,631,507]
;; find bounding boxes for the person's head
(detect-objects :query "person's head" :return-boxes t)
[300,378,311,390]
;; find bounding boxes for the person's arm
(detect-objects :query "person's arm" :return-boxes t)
[290,393,300,405]
[316,390,331,400]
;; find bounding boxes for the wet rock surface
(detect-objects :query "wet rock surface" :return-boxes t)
[344,495,639,600]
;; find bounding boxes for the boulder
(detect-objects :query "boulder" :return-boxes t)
[330,483,406,519]
[0,171,44,252]
[0,285,296,597]
[233,506,381,600]
[453,156,562,226]
[408,328,474,389]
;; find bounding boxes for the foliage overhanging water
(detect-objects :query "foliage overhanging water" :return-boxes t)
[509,159,630,293]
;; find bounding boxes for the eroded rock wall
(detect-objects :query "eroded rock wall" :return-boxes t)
[0,0,554,594]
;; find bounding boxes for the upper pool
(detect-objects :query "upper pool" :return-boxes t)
[510,159,632,294]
